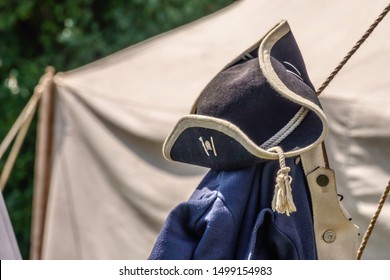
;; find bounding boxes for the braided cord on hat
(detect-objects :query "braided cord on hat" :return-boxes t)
[261,106,309,149]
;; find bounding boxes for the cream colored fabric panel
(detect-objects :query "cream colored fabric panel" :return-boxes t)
[322,97,390,260]
[41,83,205,259]
[0,191,21,259]
[52,77,185,142]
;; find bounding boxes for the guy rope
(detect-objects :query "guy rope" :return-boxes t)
[0,67,55,191]
[315,2,390,260]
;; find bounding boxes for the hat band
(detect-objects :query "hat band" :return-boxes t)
[261,106,309,149]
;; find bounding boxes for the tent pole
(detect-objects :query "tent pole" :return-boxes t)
[30,66,55,260]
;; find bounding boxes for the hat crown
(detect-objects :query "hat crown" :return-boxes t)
[196,32,315,148]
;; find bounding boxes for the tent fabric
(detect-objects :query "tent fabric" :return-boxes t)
[322,97,390,260]
[40,80,206,259]
[0,191,21,259]
[34,0,390,259]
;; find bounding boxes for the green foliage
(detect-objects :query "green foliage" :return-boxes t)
[0,0,234,259]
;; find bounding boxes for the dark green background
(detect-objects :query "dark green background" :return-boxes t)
[0,0,234,259]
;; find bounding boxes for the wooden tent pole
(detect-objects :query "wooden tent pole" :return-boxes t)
[29,66,55,260]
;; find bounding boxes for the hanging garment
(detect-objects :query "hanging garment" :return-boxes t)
[149,159,317,260]
[149,20,359,260]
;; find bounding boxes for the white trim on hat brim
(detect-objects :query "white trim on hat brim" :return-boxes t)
[258,20,329,150]
[163,114,324,162]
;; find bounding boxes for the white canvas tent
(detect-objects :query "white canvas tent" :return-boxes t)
[26,0,390,259]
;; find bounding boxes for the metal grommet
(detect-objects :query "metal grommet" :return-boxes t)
[323,230,336,243]
[316,174,329,187]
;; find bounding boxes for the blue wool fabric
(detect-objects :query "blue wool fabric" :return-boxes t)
[149,158,317,260]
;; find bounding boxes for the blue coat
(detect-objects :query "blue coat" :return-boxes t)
[149,158,317,260]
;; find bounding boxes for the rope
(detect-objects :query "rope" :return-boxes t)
[311,2,390,259]
[0,97,38,191]
[357,181,390,260]
[316,2,390,95]
[0,67,54,191]
[0,89,42,161]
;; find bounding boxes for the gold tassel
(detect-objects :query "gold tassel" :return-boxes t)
[268,146,296,216]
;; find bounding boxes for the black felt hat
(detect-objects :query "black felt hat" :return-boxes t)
[163,20,328,170]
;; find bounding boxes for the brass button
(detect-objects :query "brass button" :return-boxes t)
[323,230,336,243]
[316,174,329,187]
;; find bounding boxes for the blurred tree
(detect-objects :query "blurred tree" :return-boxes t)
[0,0,234,259]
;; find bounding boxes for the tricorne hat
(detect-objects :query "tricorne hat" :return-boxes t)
[163,20,328,170]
